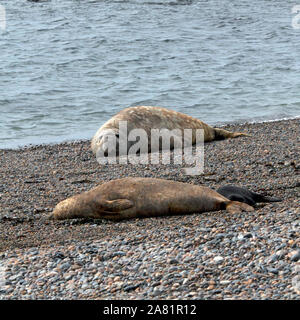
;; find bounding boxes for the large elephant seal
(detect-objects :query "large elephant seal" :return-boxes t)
[217,185,282,206]
[91,106,249,156]
[50,177,254,220]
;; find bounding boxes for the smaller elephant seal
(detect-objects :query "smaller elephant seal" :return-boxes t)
[50,177,254,221]
[91,106,249,156]
[217,185,282,206]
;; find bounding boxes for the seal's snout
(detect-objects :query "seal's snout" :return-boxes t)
[48,208,64,220]
[49,198,80,220]
[49,206,63,220]
[95,133,120,159]
[91,128,120,156]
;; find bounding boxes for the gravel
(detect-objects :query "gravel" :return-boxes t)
[0,118,299,299]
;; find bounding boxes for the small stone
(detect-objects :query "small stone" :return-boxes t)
[213,256,224,264]
[244,233,253,238]
[60,262,71,271]
[183,256,193,263]
[167,258,178,264]
[290,251,300,262]
[220,280,231,285]
[123,284,140,292]
[267,254,278,263]
[267,267,279,274]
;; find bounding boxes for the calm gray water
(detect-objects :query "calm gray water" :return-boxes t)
[1,0,300,149]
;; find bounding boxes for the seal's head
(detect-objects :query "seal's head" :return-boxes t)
[49,192,134,220]
[91,129,120,158]
[49,196,84,220]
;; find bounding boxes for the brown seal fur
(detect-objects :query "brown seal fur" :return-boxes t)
[91,106,249,155]
[50,177,254,220]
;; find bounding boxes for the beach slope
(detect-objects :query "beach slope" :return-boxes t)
[0,119,299,299]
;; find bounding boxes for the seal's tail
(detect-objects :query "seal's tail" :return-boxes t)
[214,128,250,140]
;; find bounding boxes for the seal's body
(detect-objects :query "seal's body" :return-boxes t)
[50,177,254,220]
[91,106,249,156]
[217,185,282,206]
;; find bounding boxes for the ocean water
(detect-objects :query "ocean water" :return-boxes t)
[0,0,300,149]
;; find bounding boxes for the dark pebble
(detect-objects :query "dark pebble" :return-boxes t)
[290,251,300,262]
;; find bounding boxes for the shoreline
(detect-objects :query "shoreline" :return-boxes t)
[0,118,299,299]
[1,116,300,151]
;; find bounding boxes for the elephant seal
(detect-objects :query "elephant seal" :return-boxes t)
[217,185,282,206]
[50,177,254,220]
[91,106,249,156]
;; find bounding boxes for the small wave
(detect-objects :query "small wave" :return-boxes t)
[108,0,194,5]
[216,115,300,127]
[245,115,300,125]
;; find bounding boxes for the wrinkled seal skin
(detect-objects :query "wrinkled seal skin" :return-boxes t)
[50,177,254,221]
[217,185,282,206]
[91,106,249,156]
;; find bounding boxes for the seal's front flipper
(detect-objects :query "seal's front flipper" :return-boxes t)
[102,199,134,212]
[226,201,254,214]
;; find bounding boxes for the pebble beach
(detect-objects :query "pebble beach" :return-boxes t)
[0,119,299,300]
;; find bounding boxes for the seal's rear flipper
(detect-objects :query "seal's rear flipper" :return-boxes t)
[214,128,250,140]
[254,194,282,203]
[231,132,251,138]
[226,201,254,214]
